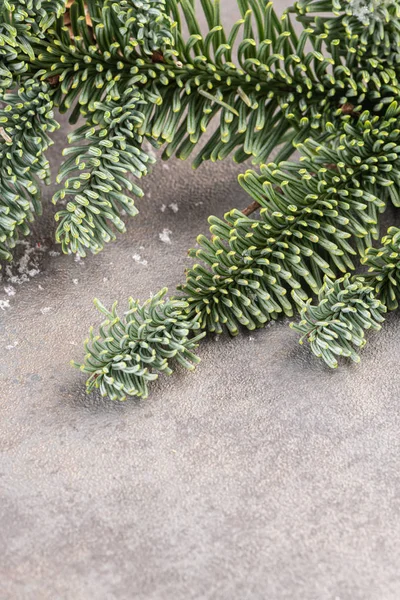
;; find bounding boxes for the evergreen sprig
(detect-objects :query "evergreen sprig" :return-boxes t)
[5,0,400,257]
[290,274,386,368]
[77,96,400,398]
[76,289,205,401]
[53,88,157,255]
[2,0,400,399]
[179,104,400,336]
[0,80,59,261]
[290,221,400,369]
[362,226,400,310]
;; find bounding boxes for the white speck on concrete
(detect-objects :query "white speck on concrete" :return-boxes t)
[6,341,18,350]
[160,204,166,212]
[132,253,148,266]
[72,279,79,285]
[0,299,10,310]
[169,203,179,213]
[159,229,172,244]
[18,247,34,274]
[4,241,44,286]
[4,285,16,296]
[28,268,40,278]
[49,250,60,257]
[40,307,52,315]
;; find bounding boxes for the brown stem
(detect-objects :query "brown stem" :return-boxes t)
[340,103,361,118]
[241,184,284,217]
[241,200,260,216]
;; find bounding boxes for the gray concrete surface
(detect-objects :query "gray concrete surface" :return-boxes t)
[2,1,400,599]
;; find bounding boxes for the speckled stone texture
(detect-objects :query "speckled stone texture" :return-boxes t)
[2,1,400,599]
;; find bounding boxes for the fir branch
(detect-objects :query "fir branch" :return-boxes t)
[290,222,400,367]
[294,0,400,67]
[242,200,261,217]
[75,288,205,401]
[77,100,400,399]
[53,87,157,256]
[0,0,66,85]
[290,273,386,368]
[178,103,400,336]
[0,80,59,260]
[7,0,400,259]
[362,226,400,310]
[3,0,400,399]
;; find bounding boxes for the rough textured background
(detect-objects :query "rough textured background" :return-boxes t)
[2,1,400,599]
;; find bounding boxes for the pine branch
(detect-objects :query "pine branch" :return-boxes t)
[3,0,400,399]
[75,288,205,401]
[0,0,66,86]
[291,224,400,367]
[76,98,400,399]
[53,87,157,255]
[49,0,400,255]
[293,0,400,68]
[0,80,59,260]
[290,274,386,369]
[76,217,400,399]
[178,104,400,335]
[362,226,400,311]
[6,0,400,259]
[27,0,176,116]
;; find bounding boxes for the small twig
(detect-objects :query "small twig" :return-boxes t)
[241,200,260,216]
[47,74,60,88]
[340,102,360,118]
[151,51,165,64]
[241,185,284,217]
